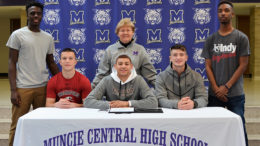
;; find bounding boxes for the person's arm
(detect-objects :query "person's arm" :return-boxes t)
[8,48,20,107]
[225,56,249,90]
[140,49,157,87]
[81,76,92,103]
[176,73,208,110]
[130,77,158,109]
[155,75,179,109]
[91,50,111,89]
[193,73,208,108]
[46,98,83,108]
[46,98,56,107]
[178,97,194,110]
[110,100,129,108]
[84,78,110,110]
[205,59,228,102]
[46,54,59,76]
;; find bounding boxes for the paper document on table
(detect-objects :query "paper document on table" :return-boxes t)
[109,108,134,113]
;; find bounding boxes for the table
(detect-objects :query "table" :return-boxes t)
[13,107,245,146]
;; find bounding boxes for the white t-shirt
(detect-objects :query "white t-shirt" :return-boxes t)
[6,26,55,88]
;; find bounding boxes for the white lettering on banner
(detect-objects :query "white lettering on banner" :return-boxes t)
[43,128,209,145]
[169,0,185,6]
[44,0,59,5]
[195,0,210,5]
[147,0,162,5]
[119,0,137,6]
[57,90,80,98]
[213,43,236,54]
[95,0,110,6]
[68,0,86,6]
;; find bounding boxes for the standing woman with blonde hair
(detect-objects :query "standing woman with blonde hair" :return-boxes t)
[92,18,157,89]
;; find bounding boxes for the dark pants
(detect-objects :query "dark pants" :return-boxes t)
[208,94,248,146]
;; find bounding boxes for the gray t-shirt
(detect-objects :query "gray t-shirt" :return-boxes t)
[6,26,55,88]
[201,29,250,97]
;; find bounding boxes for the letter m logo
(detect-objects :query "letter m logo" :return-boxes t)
[170,10,184,24]
[121,10,136,23]
[70,11,84,25]
[195,28,209,43]
[45,29,59,43]
[96,30,110,44]
[147,29,162,44]
[73,48,85,62]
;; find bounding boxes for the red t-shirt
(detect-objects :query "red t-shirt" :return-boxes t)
[46,71,91,104]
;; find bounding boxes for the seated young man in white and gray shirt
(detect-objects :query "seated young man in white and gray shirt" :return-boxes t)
[84,54,158,110]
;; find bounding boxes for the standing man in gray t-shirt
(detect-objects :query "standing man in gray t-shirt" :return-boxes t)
[6,1,59,146]
[201,1,250,146]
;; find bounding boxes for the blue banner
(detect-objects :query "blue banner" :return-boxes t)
[40,0,220,85]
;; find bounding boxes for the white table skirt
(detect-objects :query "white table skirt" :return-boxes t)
[13,107,245,146]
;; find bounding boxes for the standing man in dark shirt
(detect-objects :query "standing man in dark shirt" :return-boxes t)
[201,1,250,145]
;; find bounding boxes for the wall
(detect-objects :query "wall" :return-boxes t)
[0,9,25,74]
[0,18,10,73]
[250,7,260,79]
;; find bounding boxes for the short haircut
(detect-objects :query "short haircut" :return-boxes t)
[26,0,44,14]
[61,48,76,58]
[115,54,132,63]
[218,0,233,8]
[170,44,187,53]
[115,18,135,34]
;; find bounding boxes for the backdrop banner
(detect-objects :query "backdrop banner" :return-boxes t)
[39,0,220,86]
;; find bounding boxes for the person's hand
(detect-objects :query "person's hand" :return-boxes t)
[10,90,21,107]
[54,99,71,108]
[177,97,194,110]
[215,85,228,102]
[110,100,129,108]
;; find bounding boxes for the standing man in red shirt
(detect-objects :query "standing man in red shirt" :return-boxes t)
[46,48,91,108]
